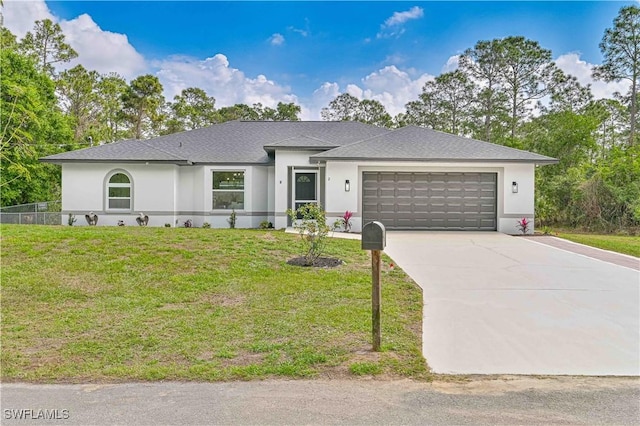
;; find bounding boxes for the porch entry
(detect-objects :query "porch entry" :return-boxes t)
[293,171,318,210]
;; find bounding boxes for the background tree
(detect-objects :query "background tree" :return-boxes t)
[18,19,77,75]
[545,72,593,114]
[589,98,629,155]
[495,36,560,143]
[593,5,640,146]
[404,89,441,129]
[459,39,509,142]
[216,103,261,122]
[1,26,17,50]
[275,102,302,121]
[321,93,361,122]
[121,74,165,139]
[95,73,128,143]
[0,47,73,206]
[56,65,100,143]
[264,102,302,121]
[321,94,391,127]
[167,87,217,132]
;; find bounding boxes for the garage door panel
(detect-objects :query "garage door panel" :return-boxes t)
[362,172,497,231]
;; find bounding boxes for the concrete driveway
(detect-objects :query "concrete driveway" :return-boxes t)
[384,232,640,376]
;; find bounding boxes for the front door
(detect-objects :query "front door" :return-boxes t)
[294,171,318,211]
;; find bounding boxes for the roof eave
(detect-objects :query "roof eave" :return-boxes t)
[264,146,338,153]
[310,157,559,165]
[40,158,193,165]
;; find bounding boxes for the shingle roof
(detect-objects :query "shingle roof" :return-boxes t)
[42,121,389,164]
[263,135,339,151]
[41,139,187,163]
[311,126,558,164]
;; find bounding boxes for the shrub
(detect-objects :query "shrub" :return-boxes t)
[202,222,211,228]
[286,203,333,266]
[164,223,171,228]
[184,219,193,228]
[259,220,273,229]
[228,209,237,229]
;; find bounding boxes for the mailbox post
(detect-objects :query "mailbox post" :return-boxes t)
[362,221,386,352]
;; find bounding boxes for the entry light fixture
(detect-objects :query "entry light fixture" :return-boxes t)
[345,179,351,192]
[512,181,518,193]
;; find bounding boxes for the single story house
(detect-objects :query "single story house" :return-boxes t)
[41,121,557,234]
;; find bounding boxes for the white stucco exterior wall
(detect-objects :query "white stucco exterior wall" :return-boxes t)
[324,161,361,229]
[61,163,272,228]
[500,163,535,234]
[59,155,538,234]
[61,162,179,226]
[267,166,275,226]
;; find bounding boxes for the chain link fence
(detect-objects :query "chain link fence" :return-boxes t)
[0,201,62,225]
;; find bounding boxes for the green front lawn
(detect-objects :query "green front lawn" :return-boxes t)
[0,225,427,382]
[557,232,640,257]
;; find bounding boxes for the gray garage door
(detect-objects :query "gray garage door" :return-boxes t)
[362,172,497,230]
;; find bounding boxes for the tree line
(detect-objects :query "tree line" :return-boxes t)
[2,6,639,231]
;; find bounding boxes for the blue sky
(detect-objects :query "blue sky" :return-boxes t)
[3,1,635,119]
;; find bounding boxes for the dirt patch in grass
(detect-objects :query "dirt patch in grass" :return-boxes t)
[258,232,278,242]
[202,293,247,307]
[286,257,343,268]
[224,352,267,366]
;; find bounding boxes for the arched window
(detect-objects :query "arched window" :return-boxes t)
[107,172,131,210]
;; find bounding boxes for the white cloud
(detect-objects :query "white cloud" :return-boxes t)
[156,54,299,108]
[383,6,424,27]
[442,55,460,73]
[305,66,434,120]
[290,28,308,37]
[1,0,54,38]
[288,21,309,38]
[377,6,424,39]
[2,0,146,80]
[269,33,285,46]
[358,66,433,116]
[60,14,146,79]
[555,53,630,99]
[300,82,341,120]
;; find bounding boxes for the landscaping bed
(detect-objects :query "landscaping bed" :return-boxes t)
[0,225,427,382]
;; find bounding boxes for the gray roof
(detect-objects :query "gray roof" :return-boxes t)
[311,126,558,164]
[42,121,389,165]
[263,135,339,151]
[42,121,557,165]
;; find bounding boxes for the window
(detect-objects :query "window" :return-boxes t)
[212,171,244,210]
[107,172,131,210]
[294,172,317,211]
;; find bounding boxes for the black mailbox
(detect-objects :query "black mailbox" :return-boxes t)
[362,221,386,250]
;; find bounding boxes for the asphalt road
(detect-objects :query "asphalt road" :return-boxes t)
[2,377,639,425]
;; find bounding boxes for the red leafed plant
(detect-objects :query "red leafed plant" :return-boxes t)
[341,210,353,232]
[516,217,530,234]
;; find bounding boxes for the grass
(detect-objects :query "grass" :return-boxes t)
[556,232,640,257]
[0,225,427,383]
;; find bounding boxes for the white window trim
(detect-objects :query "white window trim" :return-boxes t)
[105,170,133,212]
[212,170,246,211]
